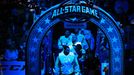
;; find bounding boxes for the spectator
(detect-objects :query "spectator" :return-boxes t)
[4,38,18,61]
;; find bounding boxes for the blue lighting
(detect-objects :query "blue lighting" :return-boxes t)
[33,37,38,43]
[100,18,105,24]
[45,18,50,24]
[26,3,123,75]
[37,27,43,33]
[107,26,113,32]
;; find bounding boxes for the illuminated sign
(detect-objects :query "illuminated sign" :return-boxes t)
[64,22,87,28]
[52,5,99,19]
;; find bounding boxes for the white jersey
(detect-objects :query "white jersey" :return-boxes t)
[54,52,80,75]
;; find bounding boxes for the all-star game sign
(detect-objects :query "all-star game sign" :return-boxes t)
[52,5,99,19]
[26,0,124,75]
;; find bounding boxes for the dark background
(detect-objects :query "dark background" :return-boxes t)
[0,0,134,75]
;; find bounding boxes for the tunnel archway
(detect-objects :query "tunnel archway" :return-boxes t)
[26,2,123,75]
